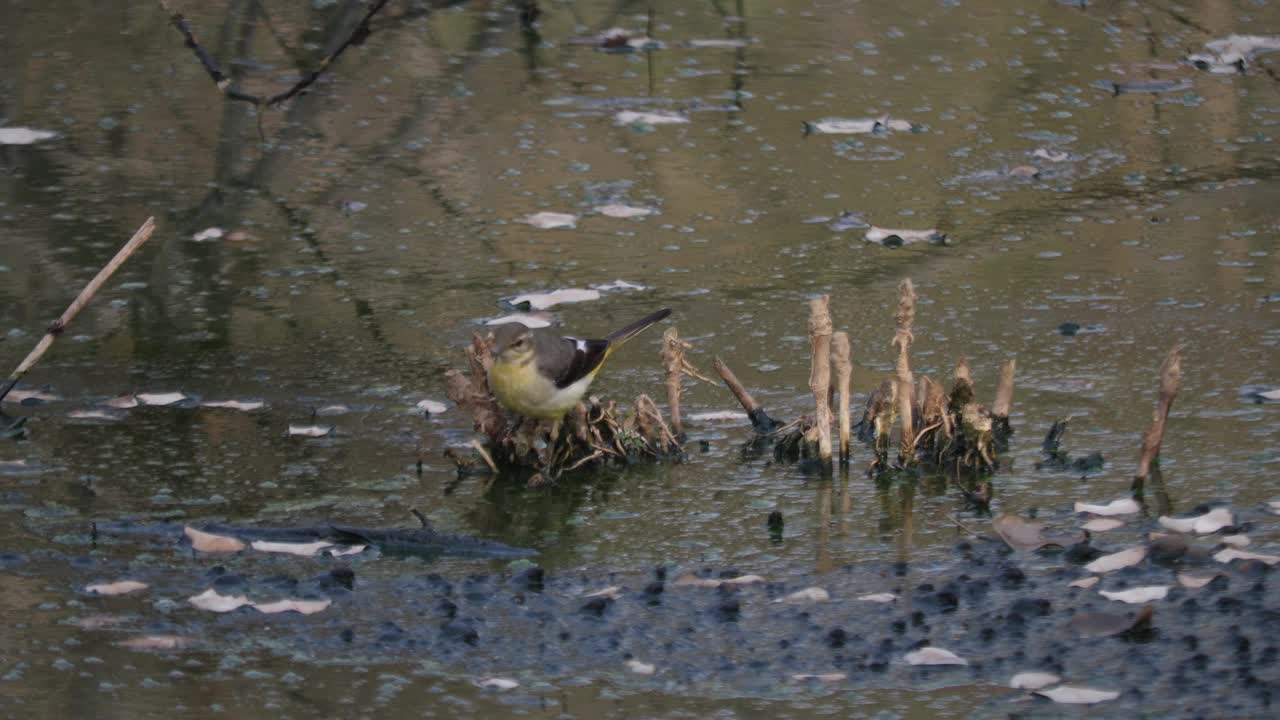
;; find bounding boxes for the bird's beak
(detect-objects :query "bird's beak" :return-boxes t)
[485,332,497,354]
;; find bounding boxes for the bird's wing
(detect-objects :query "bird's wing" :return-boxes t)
[535,333,612,390]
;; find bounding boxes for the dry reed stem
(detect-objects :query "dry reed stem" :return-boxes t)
[831,331,853,463]
[892,279,917,462]
[807,296,834,465]
[1,217,157,404]
[1136,343,1183,481]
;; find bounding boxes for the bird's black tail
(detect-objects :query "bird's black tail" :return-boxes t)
[604,308,672,345]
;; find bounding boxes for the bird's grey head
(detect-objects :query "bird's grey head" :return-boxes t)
[491,322,534,358]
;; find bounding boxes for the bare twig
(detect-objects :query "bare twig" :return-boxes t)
[807,295,834,466]
[1,217,157,404]
[831,331,853,464]
[1135,343,1183,483]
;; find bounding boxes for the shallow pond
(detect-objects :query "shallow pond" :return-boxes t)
[2,0,1279,717]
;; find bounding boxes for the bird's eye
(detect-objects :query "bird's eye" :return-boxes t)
[512,338,527,349]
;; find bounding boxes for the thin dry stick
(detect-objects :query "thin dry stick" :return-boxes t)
[808,295,834,466]
[831,331,853,463]
[660,327,687,437]
[712,356,778,432]
[992,358,1016,419]
[892,279,917,462]
[1135,343,1183,482]
[1,217,157,404]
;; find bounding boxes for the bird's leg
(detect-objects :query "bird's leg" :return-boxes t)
[549,418,563,446]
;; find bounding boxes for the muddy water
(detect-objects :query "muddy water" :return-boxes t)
[2,0,1279,717]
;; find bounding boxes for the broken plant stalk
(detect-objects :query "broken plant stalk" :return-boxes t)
[831,331,853,464]
[1135,343,1183,485]
[893,279,916,463]
[660,326,688,438]
[712,355,779,433]
[807,295,834,467]
[0,217,157,404]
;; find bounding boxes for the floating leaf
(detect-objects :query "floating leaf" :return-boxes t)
[684,38,751,49]
[102,394,140,409]
[776,587,829,603]
[1081,518,1125,532]
[993,514,1081,551]
[596,204,654,218]
[252,598,331,615]
[250,540,334,557]
[415,399,447,414]
[1100,585,1169,604]
[138,392,187,406]
[1177,573,1219,589]
[804,117,882,135]
[1010,672,1061,690]
[325,544,366,557]
[67,409,122,421]
[3,388,60,404]
[86,580,148,596]
[1069,576,1100,589]
[1084,546,1146,573]
[583,585,622,599]
[591,279,649,291]
[509,288,601,310]
[672,574,722,588]
[191,227,224,242]
[615,110,689,126]
[1071,605,1154,637]
[791,672,846,682]
[1033,148,1071,162]
[625,659,656,675]
[0,127,57,145]
[517,212,577,230]
[477,678,519,690]
[864,226,946,247]
[904,647,967,666]
[201,400,265,412]
[1214,548,1280,565]
[720,574,765,586]
[1110,78,1194,94]
[485,312,554,329]
[1188,34,1280,73]
[857,592,898,603]
[288,424,332,438]
[188,588,250,612]
[1035,686,1120,704]
[1074,498,1140,516]
[183,526,246,553]
[117,635,187,650]
[1157,507,1233,534]
[687,410,749,422]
